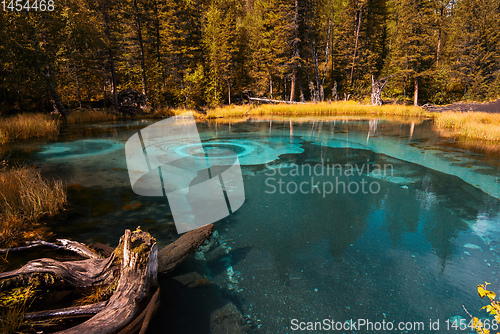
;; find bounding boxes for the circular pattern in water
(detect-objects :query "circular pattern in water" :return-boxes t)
[37,139,124,161]
[173,141,254,159]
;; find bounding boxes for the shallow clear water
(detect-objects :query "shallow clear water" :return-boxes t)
[14,118,500,333]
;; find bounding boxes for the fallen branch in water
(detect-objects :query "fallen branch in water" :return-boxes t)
[158,223,214,274]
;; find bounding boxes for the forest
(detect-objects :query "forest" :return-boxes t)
[1,0,499,114]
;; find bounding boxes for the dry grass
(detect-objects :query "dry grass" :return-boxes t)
[0,114,59,143]
[434,112,500,142]
[0,167,67,248]
[0,130,7,145]
[205,102,431,119]
[67,109,119,123]
[0,284,37,334]
[203,103,500,145]
[73,280,117,306]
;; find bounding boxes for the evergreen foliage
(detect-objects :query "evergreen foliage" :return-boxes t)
[0,0,499,112]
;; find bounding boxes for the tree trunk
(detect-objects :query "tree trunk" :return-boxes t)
[290,0,299,102]
[436,6,444,67]
[133,0,148,98]
[248,97,307,104]
[306,12,320,101]
[321,18,332,101]
[332,81,338,101]
[71,60,82,109]
[414,76,419,106]
[45,67,68,119]
[350,5,363,85]
[101,0,119,110]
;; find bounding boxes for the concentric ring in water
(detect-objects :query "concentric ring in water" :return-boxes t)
[37,139,124,160]
[173,141,253,159]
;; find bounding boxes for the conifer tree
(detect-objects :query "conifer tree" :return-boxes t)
[387,0,436,106]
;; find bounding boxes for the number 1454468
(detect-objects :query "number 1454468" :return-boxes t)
[2,0,54,11]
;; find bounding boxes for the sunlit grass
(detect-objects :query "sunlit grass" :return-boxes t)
[0,114,59,143]
[205,102,431,118]
[73,279,117,306]
[203,103,500,146]
[0,285,35,334]
[0,167,67,248]
[67,109,119,123]
[0,130,7,145]
[434,112,500,142]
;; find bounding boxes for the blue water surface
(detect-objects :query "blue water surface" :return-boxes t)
[30,118,500,333]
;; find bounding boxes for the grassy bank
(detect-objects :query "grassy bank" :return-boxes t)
[204,103,500,145]
[67,109,119,123]
[433,112,500,142]
[0,167,67,248]
[0,103,499,146]
[0,114,59,144]
[206,102,431,118]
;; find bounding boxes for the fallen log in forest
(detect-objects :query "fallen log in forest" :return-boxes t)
[248,97,308,104]
[0,224,215,333]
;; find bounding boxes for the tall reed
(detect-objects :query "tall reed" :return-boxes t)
[67,109,118,123]
[0,167,67,247]
[0,114,59,143]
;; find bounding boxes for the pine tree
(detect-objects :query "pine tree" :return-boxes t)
[447,0,500,100]
[247,0,293,100]
[387,0,436,106]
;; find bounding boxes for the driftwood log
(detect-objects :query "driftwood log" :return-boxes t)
[0,239,102,259]
[0,224,214,333]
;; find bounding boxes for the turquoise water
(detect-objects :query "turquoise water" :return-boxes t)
[23,118,500,333]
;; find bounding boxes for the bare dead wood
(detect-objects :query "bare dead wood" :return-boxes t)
[371,74,395,106]
[0,239,102,259]
[25,301,108,320]
[116,288,160,334]
[55,229,158,334]
[0,255,116,287]
[158,224,214,274]
[249,97,307,105]
[350,4,364,85]
[1,225,214,333]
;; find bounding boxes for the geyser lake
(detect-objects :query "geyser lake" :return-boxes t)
[13,117,500,333]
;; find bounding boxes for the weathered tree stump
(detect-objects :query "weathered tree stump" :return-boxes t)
[371,74,394,106]
[0,224,214,333]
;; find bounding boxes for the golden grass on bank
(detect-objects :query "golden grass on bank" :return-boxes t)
[0,114,59,143]
[205,101,432,119]
[434,112,500,142]
[67,109,119,124]
[0,167,67,248]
